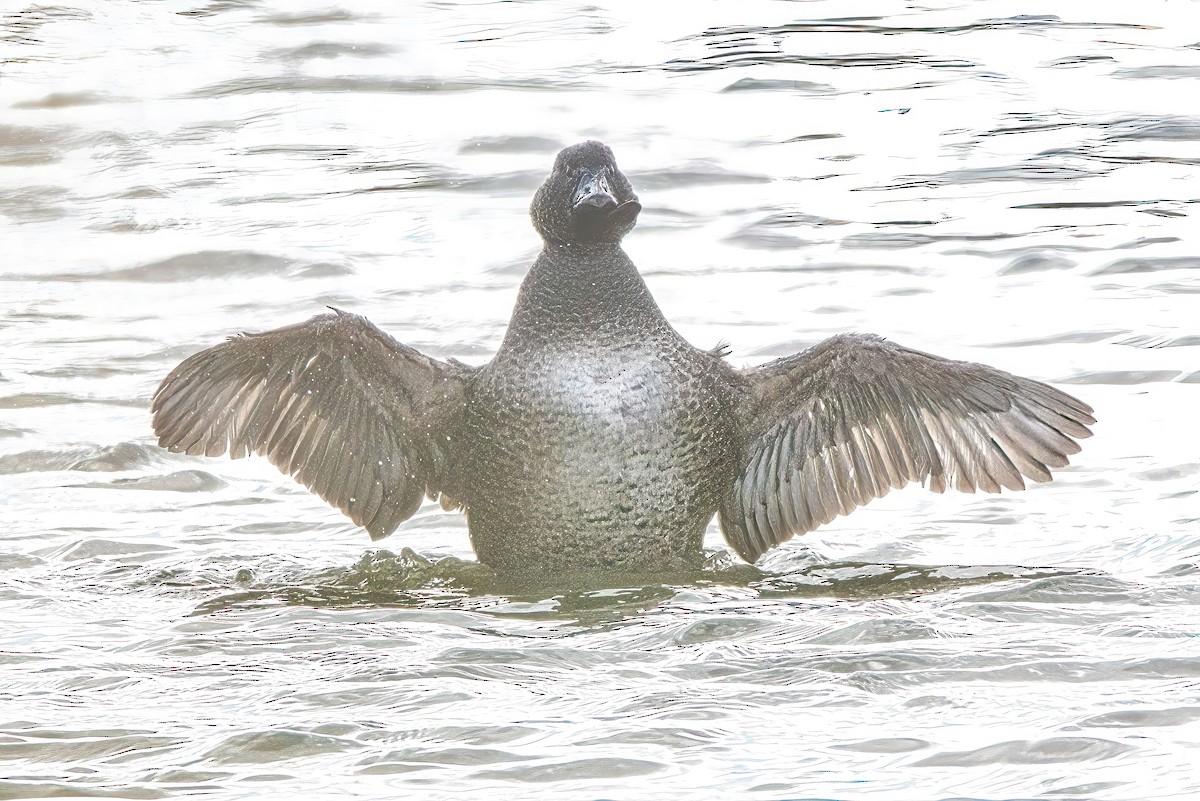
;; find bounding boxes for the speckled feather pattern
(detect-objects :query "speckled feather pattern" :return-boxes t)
[453,244,744,573]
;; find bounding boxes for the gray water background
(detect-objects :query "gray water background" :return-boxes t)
[2,1,1199,799]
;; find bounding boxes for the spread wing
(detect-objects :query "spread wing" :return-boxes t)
[720,333,1095,563]
[151,309,474,539]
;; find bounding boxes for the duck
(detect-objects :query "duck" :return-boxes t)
[151,140,1094,575]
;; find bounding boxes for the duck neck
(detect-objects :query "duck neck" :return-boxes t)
[500,242,671,351]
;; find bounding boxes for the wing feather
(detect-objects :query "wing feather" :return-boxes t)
[719,333,1094,562]
[152,310,474,540]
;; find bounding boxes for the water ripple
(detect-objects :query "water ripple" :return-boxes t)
[2,1,1198,799]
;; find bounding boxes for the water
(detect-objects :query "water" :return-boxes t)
[2,1,1198,798]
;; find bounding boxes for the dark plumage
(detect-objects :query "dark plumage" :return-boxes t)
[152,140,1095,574]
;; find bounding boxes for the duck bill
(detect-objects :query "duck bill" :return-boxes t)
[572,168,618,214]
[609,198,642,229]
[571,168,641,237]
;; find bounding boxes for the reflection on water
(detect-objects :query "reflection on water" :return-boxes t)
[2,1,1199,799]
[115,546,1083,621]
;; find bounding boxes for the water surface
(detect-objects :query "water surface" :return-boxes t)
[2,1,1199,799]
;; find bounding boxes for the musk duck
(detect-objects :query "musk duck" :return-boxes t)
[152,141,1094,574]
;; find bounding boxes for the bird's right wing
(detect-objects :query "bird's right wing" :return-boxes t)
[151,309,475,539]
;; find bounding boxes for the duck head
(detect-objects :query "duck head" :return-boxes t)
[530,141,642,245]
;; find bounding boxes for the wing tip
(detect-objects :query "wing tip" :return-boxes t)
[718,509,764,564]
[365,524,392,542]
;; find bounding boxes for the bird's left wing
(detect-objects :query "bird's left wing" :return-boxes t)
[719,333,1094,563]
